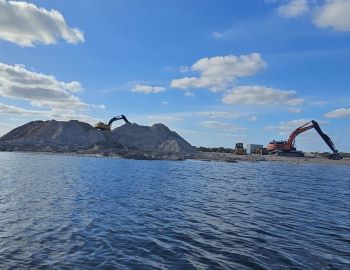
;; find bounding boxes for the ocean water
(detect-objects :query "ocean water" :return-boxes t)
[0,152,349,269]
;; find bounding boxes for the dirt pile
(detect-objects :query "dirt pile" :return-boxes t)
[0,120,195,159]
[110,123,195,153]
[0,120,105,146]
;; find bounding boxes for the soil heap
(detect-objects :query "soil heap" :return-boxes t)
[0,120,195,160]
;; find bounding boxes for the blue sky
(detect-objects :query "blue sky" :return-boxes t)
[0,0,349,152]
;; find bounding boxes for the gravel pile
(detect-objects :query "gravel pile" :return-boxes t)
[0,120,195,158]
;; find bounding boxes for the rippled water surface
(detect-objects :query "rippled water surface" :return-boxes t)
[0,152,349,269]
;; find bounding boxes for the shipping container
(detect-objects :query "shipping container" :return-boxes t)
[247,144,263,154]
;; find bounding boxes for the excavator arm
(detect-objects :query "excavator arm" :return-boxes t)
[268,120,341,159]
[286,120,341,159]
[287,121,315,146]
[311,120,339,154]
[95,115,130,131]
[107,115,130,126]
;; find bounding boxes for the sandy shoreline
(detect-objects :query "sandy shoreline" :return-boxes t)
[191,151,350,166]
[1,150,350,166]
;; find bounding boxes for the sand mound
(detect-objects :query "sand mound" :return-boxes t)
[110,123,195,153]
[0,120,195,156]
[0,120,105,146]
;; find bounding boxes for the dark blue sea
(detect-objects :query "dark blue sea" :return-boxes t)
[0,152,349,269]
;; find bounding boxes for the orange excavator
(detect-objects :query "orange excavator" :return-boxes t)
[267,120,342,160]
[95,115,130,131]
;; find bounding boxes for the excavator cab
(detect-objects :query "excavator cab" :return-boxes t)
[95,115,130,131]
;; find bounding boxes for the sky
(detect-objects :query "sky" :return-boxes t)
[0,0,349,152]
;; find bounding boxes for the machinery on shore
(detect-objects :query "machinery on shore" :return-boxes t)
[234,142,247,155]
[267,120,342,160]
[95,115,130,131]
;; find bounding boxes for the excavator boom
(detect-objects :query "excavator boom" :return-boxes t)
[108,115,130,126]
[95,115,130,131]
[267,120,341,159]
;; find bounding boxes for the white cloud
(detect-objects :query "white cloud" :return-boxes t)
[309,100,328,106]
[0,103,100,126]
[289,107,302,113]
[212,32,224,39]
[222,85,304,106]
[47,111,100,125]
[200,120,247,132]
[277,0,309,17]
[314,0,350,31]
[147,115,183,123]
[324,108,350,118]
[195,111,245,119]
[132,84,165,94]
[250,116,258,122]
[179,65,189,73]
[0,0,84,47]
[184,91,195,97]
[0,63,104,124]
[170,53,266,92]
[0,63,97,110]
[266,119,329,135]
[161,101,169,105]
[0,102,48,116]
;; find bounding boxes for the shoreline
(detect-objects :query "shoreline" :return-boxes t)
[1,150,350,166]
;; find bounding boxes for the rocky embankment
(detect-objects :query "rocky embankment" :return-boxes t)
[0,120,196,160]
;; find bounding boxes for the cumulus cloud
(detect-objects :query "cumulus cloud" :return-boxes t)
[271,0,350,32]
[0,63,93,110]
[132,84,165,94]
[0,0,84,47]
[222,85,304,106]
[200,120,247,132]
[0,63,104,122]
[277,0,309,17]
[313,0,350,31]
[324,108,350,118]
[171,53,266,92]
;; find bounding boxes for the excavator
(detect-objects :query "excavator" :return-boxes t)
[95,115,130,131]
[267,120,342,160]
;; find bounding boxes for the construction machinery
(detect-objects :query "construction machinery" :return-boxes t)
[234,142,247,155]
[267,120,342,160]
[95,115,130,131]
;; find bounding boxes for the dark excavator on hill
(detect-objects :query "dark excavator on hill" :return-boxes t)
[267,120,342,160]
[95,115,130,131]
